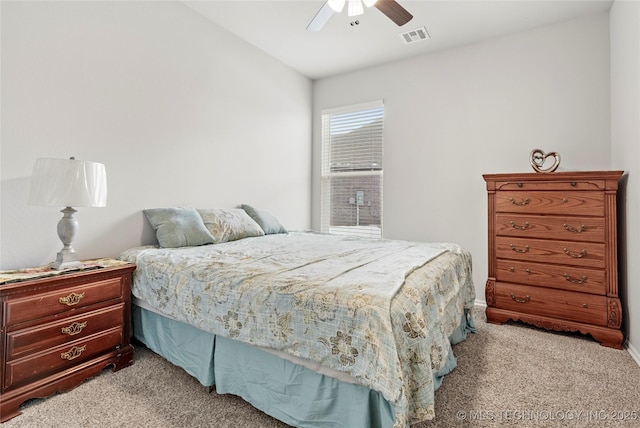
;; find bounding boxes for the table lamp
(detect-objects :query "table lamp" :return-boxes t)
[29,157,107,270]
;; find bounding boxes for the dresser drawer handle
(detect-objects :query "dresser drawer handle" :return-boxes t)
[509,197,530,206]
[510,244,529,253]
[510,293,530,304]
[61,321,88,336]
[564,224,586,233]
[61,345,87,361]
[510,221,530,230]
[59,292,85,306]
[508,267,531,274]
[564,274,587,284]
[563,248,587,258]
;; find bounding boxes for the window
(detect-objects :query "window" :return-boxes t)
[321,100,384,238]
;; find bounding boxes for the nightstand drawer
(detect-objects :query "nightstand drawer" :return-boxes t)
[4,277,123,326]
[494,282,607,326]
[495,214,605,242]
[495,191,604,216]
[496,236,605,268]
[5,304,125,360]
[4,327,123,390]
[496,260,606,295]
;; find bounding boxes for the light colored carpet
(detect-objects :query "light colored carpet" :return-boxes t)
[4,307,639,427]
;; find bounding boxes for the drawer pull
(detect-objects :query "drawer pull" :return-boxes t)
[59,292,85,306]
[562,198,569,203]
[61,345,87,361]
[508,267,531,274]
[563,248,587,258]
[564,223,586,233]
[582,304,589,308]
[510,244,529,253]
[510,293,530,304]
[564,274,588,284]
[61,321,88,336]
[510,221,530,230]
[509,197,530,206]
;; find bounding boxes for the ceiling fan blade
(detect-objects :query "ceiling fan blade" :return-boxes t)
[374,0,413,26]
[307,1,335,31]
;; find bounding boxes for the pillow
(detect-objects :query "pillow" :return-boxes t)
[197,208,264,243]
[241,204,287,235]
[143,207,215,248]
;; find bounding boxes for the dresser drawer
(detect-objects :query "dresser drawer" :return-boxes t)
[495,180,606,192]
[495,214,605,243]
[495,191,604,216]
[4,327,123,390]
[5,304,125,360]
[4,277,123,326]
[496,260,606,295]
[496,236,605,268]
[494,282,607,326]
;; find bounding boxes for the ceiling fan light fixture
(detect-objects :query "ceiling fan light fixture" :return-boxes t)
[362,0,377,7]
[328,0,346,13]
[348,0,364,17]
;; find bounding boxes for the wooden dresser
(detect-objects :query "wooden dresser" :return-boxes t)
[483,171,624,349]
[0,260,136,422]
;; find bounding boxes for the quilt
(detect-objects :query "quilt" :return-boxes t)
[119,231,475,426]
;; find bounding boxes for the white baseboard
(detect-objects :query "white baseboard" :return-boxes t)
[474,299,487,308]
[628,341,640,367]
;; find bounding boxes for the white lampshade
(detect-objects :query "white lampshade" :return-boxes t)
[29,158,107,207]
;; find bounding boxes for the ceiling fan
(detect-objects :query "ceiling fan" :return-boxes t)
[307,0,413,31]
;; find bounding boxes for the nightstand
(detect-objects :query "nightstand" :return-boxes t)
[0,259,136,422]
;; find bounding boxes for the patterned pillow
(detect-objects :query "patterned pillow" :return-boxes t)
[197,208,265,243]
[143,207,215,248]
[241,204,287,235]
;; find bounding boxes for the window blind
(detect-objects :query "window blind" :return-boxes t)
[321,101,384,239]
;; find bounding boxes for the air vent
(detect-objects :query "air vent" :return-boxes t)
[400,26,430,44]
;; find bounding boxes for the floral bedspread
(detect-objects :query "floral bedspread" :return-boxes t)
[119,232,475,427]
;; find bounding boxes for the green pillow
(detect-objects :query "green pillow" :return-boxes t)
[143,207,214,248]
[241,204,287,235]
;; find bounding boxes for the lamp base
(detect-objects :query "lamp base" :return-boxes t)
[50,207,84,271]
[51,254,84,271]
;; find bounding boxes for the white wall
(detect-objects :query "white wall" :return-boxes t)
[610,0,640,358]
[0,1,312,269]
[313,12,612,307]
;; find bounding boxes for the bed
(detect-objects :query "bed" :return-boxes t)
[118,206,476,428]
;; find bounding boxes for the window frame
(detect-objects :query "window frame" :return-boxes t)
[320,100,384,239]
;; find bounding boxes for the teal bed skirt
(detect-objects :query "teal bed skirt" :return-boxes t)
[132,304,474,428]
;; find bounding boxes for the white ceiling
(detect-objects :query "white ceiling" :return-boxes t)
[183,0,614,80]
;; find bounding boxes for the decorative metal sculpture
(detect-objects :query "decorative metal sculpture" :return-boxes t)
[530,149,560,173]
